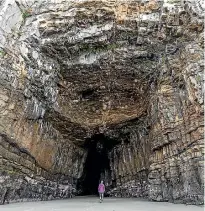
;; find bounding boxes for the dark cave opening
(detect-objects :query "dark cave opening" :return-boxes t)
[77,134,118,195]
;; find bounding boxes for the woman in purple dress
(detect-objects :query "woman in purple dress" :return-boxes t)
[98,180,105,202]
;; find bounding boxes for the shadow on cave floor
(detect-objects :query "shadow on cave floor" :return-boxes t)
[77,134,118,196]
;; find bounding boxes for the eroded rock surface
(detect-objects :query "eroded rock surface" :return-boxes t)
[0,0,204,205]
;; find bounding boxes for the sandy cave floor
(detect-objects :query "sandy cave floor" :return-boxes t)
[0,196,203,211]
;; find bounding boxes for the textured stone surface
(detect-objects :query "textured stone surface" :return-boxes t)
[0,0,204,205]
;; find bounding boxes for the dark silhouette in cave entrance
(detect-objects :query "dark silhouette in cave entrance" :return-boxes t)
[77,134,118,195]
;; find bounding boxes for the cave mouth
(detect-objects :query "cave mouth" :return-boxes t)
[77,134,118,196]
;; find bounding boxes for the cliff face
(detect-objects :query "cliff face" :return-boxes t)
[0,0,204,205]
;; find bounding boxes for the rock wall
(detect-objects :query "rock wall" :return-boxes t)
[108,125,150,198]
[0,0,204,205]
[148,4,204,203]
[148,33,204,203]
[0,0,88,204]
[0,82,87,203]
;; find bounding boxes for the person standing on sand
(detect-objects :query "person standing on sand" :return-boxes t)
[98,180,105,202]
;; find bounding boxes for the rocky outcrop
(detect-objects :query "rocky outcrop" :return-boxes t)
[148,42,204,204]
[0,0,204,205]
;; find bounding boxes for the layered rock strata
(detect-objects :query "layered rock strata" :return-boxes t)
[0,0,204,205]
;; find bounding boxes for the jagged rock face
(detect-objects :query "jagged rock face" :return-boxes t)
[0,0,204,205]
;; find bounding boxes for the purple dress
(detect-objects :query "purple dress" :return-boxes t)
[98,184,105,193]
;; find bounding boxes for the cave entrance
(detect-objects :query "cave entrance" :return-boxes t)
[77,134,117,195]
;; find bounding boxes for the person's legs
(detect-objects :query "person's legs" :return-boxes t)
[99,193,104,202]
